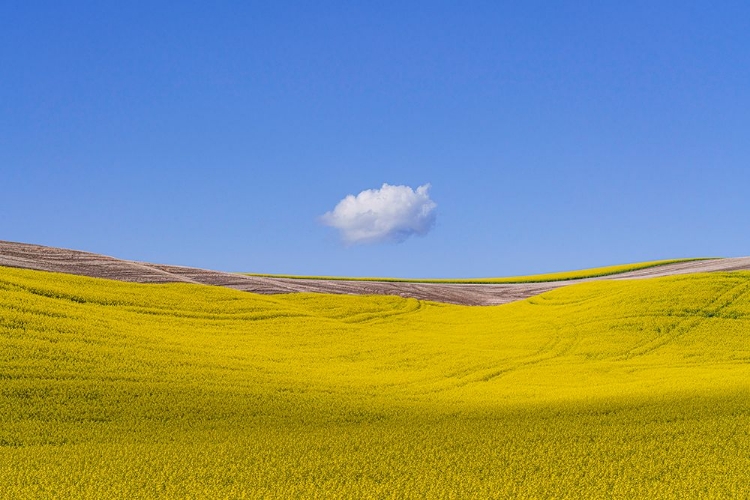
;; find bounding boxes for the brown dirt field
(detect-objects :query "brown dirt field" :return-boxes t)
[2,240,749,306]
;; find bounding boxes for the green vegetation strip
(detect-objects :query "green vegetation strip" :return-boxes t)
[1,265,749,498]
[245,257,711,283]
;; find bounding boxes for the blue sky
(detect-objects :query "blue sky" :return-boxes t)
[2,2,749,277]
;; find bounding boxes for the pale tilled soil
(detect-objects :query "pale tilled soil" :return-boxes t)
[2,240,749,306]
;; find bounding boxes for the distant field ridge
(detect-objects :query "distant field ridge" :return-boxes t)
[2,240,750,305]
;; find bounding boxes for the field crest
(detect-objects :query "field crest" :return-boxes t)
[3,240,750,305]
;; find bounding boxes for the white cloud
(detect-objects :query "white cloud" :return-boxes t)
[321,183,437,245]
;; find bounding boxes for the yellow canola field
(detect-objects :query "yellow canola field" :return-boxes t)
[0,265,748,499]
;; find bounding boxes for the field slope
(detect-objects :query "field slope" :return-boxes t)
[1,265,749,498]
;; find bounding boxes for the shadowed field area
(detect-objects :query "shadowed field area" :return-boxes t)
[1,265,748,498]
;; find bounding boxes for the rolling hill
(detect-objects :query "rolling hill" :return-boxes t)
[2,240,750,304]
[1,260,748,498]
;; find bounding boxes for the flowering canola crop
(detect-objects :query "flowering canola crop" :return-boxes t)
[0,266,748,498]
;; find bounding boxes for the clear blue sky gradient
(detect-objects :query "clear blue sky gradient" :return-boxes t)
[2,2,749,277]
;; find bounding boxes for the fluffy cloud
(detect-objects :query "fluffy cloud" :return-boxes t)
[321,183,437,245]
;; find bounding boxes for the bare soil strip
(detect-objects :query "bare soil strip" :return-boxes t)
[2,240,749,306]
